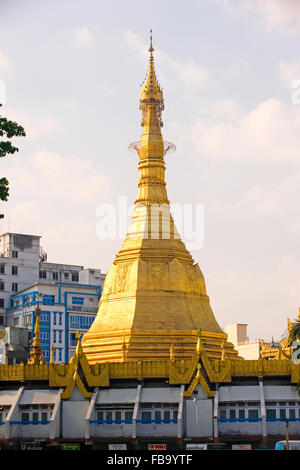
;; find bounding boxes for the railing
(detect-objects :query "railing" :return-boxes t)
[67,305,98,313]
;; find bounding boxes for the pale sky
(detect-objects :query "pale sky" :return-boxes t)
[1,0,300,341]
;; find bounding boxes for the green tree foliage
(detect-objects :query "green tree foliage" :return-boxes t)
[0,103,26,218]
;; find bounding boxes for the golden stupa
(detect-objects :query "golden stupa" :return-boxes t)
[82,32,238,363]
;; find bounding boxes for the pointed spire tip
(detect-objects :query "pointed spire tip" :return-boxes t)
[149,28,154,54]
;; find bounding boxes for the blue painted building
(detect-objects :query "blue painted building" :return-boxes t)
[6,277,102,363]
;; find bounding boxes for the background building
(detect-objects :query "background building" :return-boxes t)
[224,324,262,360]
[6,278,102,363]
[0,232,106,328]
[225,317,298,361]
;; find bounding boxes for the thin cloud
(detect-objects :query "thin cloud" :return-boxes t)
[125,29,208,88]
[62,26,93,46]
[279,58,300,87]
[0,49,14,79]
[207,256,300,340]
[185,98,300,163]
[3,108,61,141]
[249,0,300,35]
[208,0,300,35]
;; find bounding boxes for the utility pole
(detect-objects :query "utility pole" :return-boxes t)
[285,419,290,450]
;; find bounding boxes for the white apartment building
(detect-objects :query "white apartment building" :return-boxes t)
[224,323,261,359]
[0,232,105,326]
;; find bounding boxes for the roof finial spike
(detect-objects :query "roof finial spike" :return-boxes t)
[27,304,45,365]
[149,29,154,55]
[50,343,55,365]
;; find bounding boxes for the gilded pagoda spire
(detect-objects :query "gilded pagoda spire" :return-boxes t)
[82,33,239,364]
[27,304,45,365]
[140,30,164,128]
[132,31,169,206]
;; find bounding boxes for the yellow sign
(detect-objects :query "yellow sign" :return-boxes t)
[61,443,80,450]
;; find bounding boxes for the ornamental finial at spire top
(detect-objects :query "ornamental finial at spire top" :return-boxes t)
[129,32,176,159]
[139,31,164,128]
[149,29,154,55]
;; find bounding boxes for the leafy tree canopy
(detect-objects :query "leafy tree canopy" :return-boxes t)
[0,103,26,218]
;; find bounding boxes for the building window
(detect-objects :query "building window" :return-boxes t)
[59,313,62,326]
[21,413,29,422]
[280,409,286,420]
[12,250,18,258]
[94,408,134,425]
[13,317,19,326]
[40,332,49,341]
[239,409,245,420]
[0,264,4,274]
[39,311,50,324]
[11,266,18,275]
[0,282,4,291]
[248,409,259,420]
[43,295,55,304]
[52,272,59,280]
[229,409,236,420]
[125,411,133,422]
[72,296,84,305]
[20,406,51,424]
[70,333,76,347]
[289,409,296,420]
[0,299,4,308]
[0,410,8,422]
[43,350,50,361]
[71,272,79,282]
[164,410,171,422]
[219,409,226,420]
[39,270,47,279]
[58,331,62,344]
[24,315,32,327]
[141,411,151,423]
[12,283,18,292]
[64,273,69,280]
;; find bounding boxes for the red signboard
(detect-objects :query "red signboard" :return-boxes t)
[148,444,167,450]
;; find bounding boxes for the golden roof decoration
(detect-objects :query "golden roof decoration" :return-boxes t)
[140,30,164,128]
[81,32,240,364]
[27,304,45,365]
